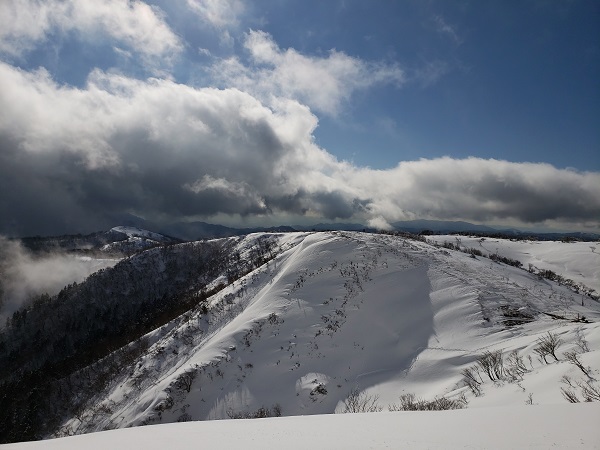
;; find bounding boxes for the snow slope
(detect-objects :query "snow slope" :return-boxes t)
[54,231,600,440]
[101,226,178,254]
[110,226,171,242]
[427,235,600,294]
[7,403,600,449]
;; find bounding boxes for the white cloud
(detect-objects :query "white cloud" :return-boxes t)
[186,0,244,47]
[0,0,182,66]
[0,63,598,235]
[350,157,600,228]
[186,0,244,28]
[212,30,405,116]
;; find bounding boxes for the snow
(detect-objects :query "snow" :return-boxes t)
[427,235,600,293]
[5,404,599,449]
[110,226,170,242]
[102,226,175,253]
[11,231,600,446]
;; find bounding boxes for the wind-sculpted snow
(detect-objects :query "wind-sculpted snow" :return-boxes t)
[50,232,600,439]
[427,235,600,294]
[58,232,432,431]
[2,231,599,444]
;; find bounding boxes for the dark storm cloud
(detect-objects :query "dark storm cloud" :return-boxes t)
[310,192,365,220]
[0,63,599,236]
[364,157,600,228]
[0,136,110,235]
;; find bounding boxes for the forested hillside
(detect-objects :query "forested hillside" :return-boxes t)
[0,234,280,442]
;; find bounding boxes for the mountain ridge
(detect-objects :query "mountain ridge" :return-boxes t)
[2,231,599,443]
[14,219,600,244]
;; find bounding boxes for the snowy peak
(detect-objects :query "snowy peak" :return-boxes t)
[103,226,180,254]
[110,226,173,242]
[55,232,600,434]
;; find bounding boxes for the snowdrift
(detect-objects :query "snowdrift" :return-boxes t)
[55,231,599,436]
[3,231,599,446]
[6,403,599,449]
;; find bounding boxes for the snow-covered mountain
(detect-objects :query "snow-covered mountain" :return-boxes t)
[101,226,180,254]
[16,226,180,256]
[1,231,599,446]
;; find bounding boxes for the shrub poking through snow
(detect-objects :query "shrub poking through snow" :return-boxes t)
[341,387,383,413]
[562,379,600,403]
[388,393,467,411]
[477,350,504,381]
[577,380,600,402]
[534,332,562,364]
[461,367,483,396]
[226,404,282,419]
[505,350,529,382]
[564,351,592,378]
[561,387,580,403]
[463,349,530,394]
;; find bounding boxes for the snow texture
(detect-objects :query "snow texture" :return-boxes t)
[9,231,599,447]
[5,404,599,449]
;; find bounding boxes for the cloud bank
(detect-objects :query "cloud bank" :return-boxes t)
[0,237,118,321]
[0,61,598,236]
[0,0,182,69]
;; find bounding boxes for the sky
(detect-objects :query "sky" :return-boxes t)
[0,0,599,236]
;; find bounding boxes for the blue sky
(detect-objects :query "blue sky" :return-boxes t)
[0,0,599,235]
[253,0,600,171]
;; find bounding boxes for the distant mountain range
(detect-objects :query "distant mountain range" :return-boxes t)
[157,219,598,242]
[392,220,599,241]
[104,214,376,241]
[16,215,599,244]
[391,220,498,234]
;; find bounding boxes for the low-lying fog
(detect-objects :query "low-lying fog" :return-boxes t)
[0,237,119,324]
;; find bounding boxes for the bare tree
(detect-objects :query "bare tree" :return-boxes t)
[564,351,592,378]
[477,350,504,381]
[561,387,580,403]
[389,393,467,411]
[574,327,589,353]
[534,332,562,363]
[505,350,528,382]
[577,380,600,402]
[341,387,382,413]
[226,404,282,419]
[461,367,482,396]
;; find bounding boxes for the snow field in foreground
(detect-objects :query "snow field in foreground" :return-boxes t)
[6,403,600,450]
